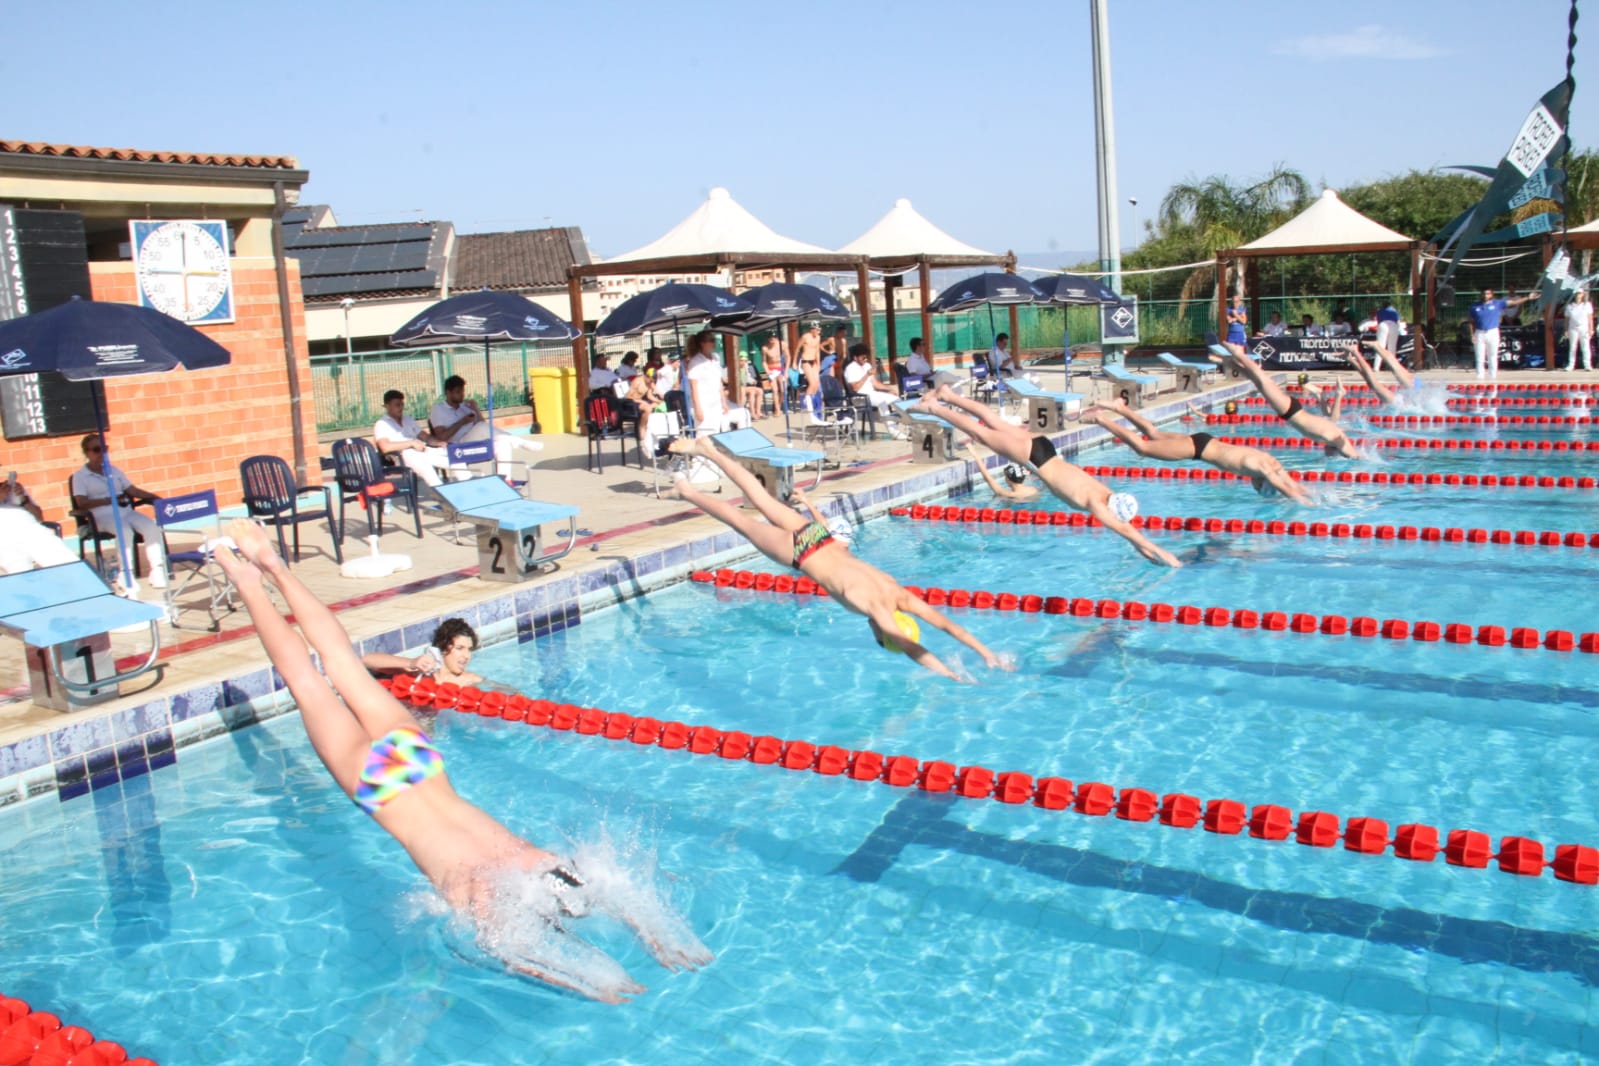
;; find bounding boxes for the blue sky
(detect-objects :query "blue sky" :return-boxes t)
[8,0,1593,261]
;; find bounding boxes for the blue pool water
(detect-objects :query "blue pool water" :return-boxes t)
[5,408,1599,1064]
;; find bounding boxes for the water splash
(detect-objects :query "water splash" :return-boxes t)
[1390,382,1452,416]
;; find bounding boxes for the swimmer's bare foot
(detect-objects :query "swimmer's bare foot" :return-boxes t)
[226,519,286,575]
[932,382,960,403]
[667,437,705,457]
[211,538,264,590]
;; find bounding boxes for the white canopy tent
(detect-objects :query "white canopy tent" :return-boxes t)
[568,188,860,395]
[837,198,1012,363]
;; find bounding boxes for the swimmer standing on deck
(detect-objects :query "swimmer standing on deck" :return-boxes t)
[667,437,1011,682]
[213,519,711,1004]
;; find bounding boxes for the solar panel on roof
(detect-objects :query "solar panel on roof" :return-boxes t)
[286,223,433,249]
[301,270,438,297]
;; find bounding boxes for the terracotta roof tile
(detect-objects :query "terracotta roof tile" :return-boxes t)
[0,141,298,169]
[452,227,592,291]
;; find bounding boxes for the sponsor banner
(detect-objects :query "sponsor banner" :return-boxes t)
[1101,296,1138,345]
[155,489,219,527]
[447,439,494,465]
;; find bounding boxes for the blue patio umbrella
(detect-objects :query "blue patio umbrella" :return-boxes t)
[389,289,579,436]
[926,272,1042,368]
[1031,273,1120,305]
[596,283,754,436]
[712,282,850,441]
[0,296,232,590]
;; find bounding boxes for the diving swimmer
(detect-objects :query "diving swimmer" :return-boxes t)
[1083,397,1311,503]
[910,384,1181,567]
[213,519,712,1003]
[667,437,1012,681]
[1212,339,1360,458]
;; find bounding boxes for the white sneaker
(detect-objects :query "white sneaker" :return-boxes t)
[147,568,168,589]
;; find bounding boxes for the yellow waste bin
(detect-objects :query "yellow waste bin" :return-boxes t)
[528,366,580,434]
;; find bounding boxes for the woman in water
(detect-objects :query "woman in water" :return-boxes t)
[214,520,711,1003]
[363,617,484,686]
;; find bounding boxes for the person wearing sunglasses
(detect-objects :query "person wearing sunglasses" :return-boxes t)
[69,434,168,588]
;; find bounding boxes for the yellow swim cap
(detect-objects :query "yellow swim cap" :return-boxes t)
[878,610,922,654]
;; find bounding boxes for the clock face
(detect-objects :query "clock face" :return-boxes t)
[130,220,235,324]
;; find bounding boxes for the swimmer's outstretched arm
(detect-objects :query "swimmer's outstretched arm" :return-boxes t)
[361,650,439,676]
[895,596,1015,672]
[961,441,1018,500]
[1344,345,1397,405]
[1086,497,1182,568]
[789,485,827,526]
[1369,341,1416,390]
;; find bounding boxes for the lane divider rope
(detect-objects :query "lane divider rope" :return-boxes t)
[1214,435,1599,453]
[1077,463,1598,492]
[890,503,1599,554]
[1236,395,1592,408]
[1207,413,1599,427]
[0,994,158,1066]
[693,563,1598,653]
[389,662,1599,887]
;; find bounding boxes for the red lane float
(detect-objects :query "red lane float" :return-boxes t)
[890,505,1595,554]
[388,677,1599,887]
[1205,412,1599,426]
[1078,463,1599,494]
[0,994,158,1066]
[1214,434,1599,454]
[693,566,1598,657]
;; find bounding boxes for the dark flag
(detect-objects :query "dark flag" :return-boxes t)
[1435,81,1573,306]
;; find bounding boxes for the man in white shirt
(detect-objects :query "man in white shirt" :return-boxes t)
[844,344,906,439]
[0,474,75,575]
[429,375,545,480]
[989,333,1019,377]
[903,337,957,389]
[1298,314,1324,338]
[1326,313,1353,338]
[616,352,642,383]
[588,354,620,393]
[685,331,749,431]
[70,435,168,586]
[1262,313,1287,337]
[374,389,450,488]
[1565,290,1594,371]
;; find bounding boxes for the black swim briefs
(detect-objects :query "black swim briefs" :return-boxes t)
[1190,432,1214,460]
[1280,396,1304,421]
[1028,435,1058,468]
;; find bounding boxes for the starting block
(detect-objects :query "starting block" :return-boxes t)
[1156,352,1219,394]
[0,562,163,711]
[432,477,579,584]
[711,428,825,503]
[1004,378,1084,433]
[893,400,956,464]
[1102,363,1159,409]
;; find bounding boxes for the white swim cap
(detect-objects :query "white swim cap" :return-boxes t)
[827,517,855,543]
[1107,492,1139,522]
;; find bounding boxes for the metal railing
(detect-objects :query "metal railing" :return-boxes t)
[310,341,573,434]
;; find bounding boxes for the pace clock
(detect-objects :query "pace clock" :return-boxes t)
[130,219,235,324]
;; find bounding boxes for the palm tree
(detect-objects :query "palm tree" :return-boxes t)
[1158,165,1313,304]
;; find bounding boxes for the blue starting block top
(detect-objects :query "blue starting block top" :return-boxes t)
[1005,378,1084,405]
[433,477,578,533]
[1103,364,1159,385]
[1157,352,1216,372]
[0,561,164,646]
[713,428,825,467]
[891,399,954,427]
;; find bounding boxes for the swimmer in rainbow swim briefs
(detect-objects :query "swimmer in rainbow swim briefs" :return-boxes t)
[667,438,1011,682]
[212,519,712,1004]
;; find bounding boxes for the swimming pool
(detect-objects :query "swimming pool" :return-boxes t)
[4,393,1599,1064]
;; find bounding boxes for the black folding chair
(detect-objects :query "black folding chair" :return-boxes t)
[68,476,153,579]
[239,455,343,566]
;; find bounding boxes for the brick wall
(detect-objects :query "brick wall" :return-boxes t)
[8,259,319,526]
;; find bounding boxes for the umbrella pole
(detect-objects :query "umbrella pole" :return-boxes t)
[91,387,137,594]
[675,318,695,437]
[780,324,793,442]
[483,337,496,474]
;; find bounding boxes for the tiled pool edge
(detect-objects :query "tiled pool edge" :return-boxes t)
[0,384,1251,810]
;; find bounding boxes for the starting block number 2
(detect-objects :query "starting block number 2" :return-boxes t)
[486,532,540,575]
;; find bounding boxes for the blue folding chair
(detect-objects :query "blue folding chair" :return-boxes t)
[154,489,238,631]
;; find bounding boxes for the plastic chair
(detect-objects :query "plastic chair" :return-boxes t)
[238,455,343,566]
[332,438,422,542]
[584,394,632,472]
[67,476,152,579]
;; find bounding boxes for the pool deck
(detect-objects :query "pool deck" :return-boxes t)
[1,364,1592,808]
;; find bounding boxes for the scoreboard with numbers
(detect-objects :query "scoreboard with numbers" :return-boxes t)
[0,207,107,440]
